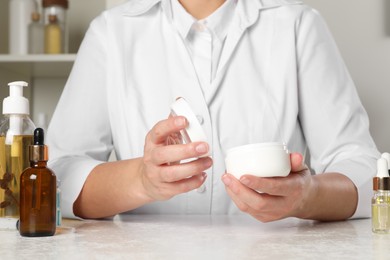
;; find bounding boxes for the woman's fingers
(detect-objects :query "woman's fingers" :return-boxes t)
[222,152,313,222]
[147,116,187,145]
[222,175,287,222]
[237,152,309,196]
[290,153,307,173]
[158,157,213,183]
[150,142,210,165]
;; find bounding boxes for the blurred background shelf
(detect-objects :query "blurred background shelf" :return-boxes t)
[0,54,76,62]
[0,0,122,124]
[0,54,76,77]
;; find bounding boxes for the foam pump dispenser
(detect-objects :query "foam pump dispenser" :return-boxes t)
[0,81,35,218]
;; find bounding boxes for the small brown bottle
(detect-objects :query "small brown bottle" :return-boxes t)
[19,128,56,237]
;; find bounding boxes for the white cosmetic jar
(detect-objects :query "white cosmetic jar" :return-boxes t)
[225,142,291,179]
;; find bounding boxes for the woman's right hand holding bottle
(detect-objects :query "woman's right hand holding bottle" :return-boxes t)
[139,116,212,201]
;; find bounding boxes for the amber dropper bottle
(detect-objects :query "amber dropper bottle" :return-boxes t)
[19,128,56,237]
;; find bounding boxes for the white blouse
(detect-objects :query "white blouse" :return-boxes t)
[47,0,380,219]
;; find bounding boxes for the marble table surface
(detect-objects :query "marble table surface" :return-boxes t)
[0,214,389,259]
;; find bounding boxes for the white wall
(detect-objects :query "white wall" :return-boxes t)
[67,0,105,53]
[304,0,390,152]
[106,0,127,8]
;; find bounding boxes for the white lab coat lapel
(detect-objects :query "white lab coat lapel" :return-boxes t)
[122,0,161,16]
[207,0,303,104]
[121,0,207,106]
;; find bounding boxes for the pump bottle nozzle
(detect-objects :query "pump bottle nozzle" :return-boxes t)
[3,81,30,146]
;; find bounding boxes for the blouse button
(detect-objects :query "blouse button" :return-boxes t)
[197,184,206,193]
[194,22,206,32]
[196,115,204,125]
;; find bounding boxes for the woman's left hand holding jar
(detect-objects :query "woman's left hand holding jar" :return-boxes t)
[222,153,314,222]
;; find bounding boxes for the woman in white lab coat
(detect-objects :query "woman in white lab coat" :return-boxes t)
[47,0,380,221]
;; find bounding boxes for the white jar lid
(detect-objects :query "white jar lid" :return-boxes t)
[170,97,208,145]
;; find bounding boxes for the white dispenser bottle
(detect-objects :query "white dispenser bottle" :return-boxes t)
[0,81,36,218]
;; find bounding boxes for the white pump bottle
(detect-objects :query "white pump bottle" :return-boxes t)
[1,81,35,145]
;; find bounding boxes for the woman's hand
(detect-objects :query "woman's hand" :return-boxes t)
[140,116,213,201]
[73,115,213,219]
[222,153,314,222]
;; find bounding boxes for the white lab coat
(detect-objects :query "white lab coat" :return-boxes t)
[47,0,380,219]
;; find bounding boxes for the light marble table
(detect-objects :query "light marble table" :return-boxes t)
[0,215,389,259]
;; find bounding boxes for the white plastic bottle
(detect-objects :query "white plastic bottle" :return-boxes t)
[0,81,36,217]
[9,0,36,54]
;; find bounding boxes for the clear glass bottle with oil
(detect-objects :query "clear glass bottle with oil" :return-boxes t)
[0,81,35,218]
[44,14,62,54]
[372,157,390,234]
[42,0,69,53]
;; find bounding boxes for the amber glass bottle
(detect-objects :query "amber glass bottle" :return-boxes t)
[19,128,56,237]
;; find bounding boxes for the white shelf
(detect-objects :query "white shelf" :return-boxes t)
[0,54,76,77]
[0,54,77,62]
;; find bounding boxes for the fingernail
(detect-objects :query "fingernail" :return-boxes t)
[222,175,231,186]
[174,117,186,127]
[195,143,208,154]
[203,158,212,168]
[240,177,250,186]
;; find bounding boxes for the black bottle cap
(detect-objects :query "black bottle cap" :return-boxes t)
[30,128,48,161]
[34,128,44,145]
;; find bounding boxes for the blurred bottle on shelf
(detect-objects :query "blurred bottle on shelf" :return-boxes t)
[28,10,44,54]
[9,0,36,55]
[42,0,69,54]
[44,14,61,54]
